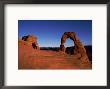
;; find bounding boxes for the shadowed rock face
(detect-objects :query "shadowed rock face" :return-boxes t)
[60,32,90,63]
[22,35,40,50]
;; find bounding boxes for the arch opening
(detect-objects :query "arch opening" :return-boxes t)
[64,38,75,55]
[60,32,76,54]
[60,32,87,57]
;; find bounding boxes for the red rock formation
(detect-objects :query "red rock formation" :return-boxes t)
[60,32,90,63]
[21,35,40,50]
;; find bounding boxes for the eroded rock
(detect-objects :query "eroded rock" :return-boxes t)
[22,35,40,50]
[60,32,90,63]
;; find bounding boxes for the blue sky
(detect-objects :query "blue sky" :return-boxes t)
[18,20,92,47]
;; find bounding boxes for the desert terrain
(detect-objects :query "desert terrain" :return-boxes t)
[18,33,92,69]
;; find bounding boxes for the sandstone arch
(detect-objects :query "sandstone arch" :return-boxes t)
[60,32,90,63]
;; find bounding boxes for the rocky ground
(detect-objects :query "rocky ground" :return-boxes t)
[18,40,92,69]
[18,34,92,69]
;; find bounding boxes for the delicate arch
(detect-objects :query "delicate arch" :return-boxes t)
[60,32,90,63]
[60,32,86,56]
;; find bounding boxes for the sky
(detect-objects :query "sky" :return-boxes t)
[18,20,92,47]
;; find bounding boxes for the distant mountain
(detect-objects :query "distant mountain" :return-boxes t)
[40,47,60,51]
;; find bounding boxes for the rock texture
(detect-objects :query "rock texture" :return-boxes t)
[21,35,40,50]
[19,33,91,69]
[60,32,90,63]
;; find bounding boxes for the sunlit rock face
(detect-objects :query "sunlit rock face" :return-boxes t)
[60,32,90,63]
[21,35,40,50]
